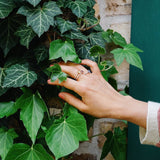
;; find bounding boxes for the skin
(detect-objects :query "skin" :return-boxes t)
[48,59,148,129]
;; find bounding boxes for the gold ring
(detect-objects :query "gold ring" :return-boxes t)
[74,70,84,80]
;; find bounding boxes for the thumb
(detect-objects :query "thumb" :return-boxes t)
[59,92,86,112]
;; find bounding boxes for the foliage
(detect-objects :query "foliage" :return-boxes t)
[0,0,143,160]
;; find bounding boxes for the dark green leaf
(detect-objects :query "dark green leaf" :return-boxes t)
[88,32,106,48]
[0,0,16,19]
[0,67,5,87]
[26,0,41,7]
[17,2,62,37]
[5,143,53,160]
[0,17,19,56]
[75,42,95,61]
[84,16,102,32]
[0,88,8,96]
[48,64,67,83]
[100,131,113,160]
[86,0,96,7]
[56,17,78,34]
[0,128,18,160]
[34,46,48,64]
[15,24,36,48]
[64,30,88,42]
[46,113,88,160]
[49,39,81,63]
[111,127,127,160]
[3,63,37,88]
[63,103,78,117]
[56,0,66,7]
[66,0,88,18]
[102,29,113,43]
[19,91,47,144]
[111,44,143,70]
[90,45,106,56]
[0,101,18,118]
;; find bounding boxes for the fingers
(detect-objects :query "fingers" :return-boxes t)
[81,59,101,75]
[59,92,87,112]
[59,62,88,79]
[48,78,81,94]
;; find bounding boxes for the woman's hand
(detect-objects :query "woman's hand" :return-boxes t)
[47,59,148,128]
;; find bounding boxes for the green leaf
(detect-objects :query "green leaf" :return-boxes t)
[5,143,53,160]
[63,103,78,117]
[15,24,36,48]
[0,0,16,19]
[3,63,37,88]
[0,88,8,96]
[0,16,19,56]
[34,46,48,64]
[75,42,95,61]
[100,131,113,160]
[0,101,18,118]
[0,67,5,87]
[102,30,127,47]
[111,44,143,70]
[26,0,41,7]
[90,45,106,56]
[0,128,18,160]
[49,39,81,63]
[66,0,88,18]
[64,30,88,42]
[111,127,127,160]
[84,16,102,32]
[19,91,47,144]
[56,17,78,34]
[48,64,67,83]
[86,0,96,7]
[17,2,62,37]
[88,32,106,48]
[46,113,88,160]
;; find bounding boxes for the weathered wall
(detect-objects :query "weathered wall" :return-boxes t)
[72,0,132,159]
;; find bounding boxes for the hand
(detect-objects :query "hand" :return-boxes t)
[48,59,148,128]
[47,59,127,119]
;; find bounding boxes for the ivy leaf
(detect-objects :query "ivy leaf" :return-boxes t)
[64,30,88,42]
[0,0,16,19]
[88,32,106,48]
[66,0,88,18]
[90,45,106,56]
[111,127,127,160]
[46,112,88,160]
[0,128,18,160]
[75,42,95,61]
[84,16,102,32]
[26,0,41,7]
[49,39,81,63]
[15,24,36,49]
[0,88,8,96]
[86,0,96,7]
[56,17,78,34]
[47,64,67,83]
[0,16,19,56]
[3,63,37,88]
[0,67,5,87]
[5,143,53,160]
[17,2,62,37]
[100,131,113,160]
[102,29,127,47]
[34,46,48,64]
[0,101,18,118]
[19,91,47,144]
[111,44,143,70]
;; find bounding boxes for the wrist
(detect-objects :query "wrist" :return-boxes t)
[119,95,148,128]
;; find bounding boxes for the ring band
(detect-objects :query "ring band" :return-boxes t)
[74,70,84,80]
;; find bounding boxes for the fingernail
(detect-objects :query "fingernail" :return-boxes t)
[59,93,65,99]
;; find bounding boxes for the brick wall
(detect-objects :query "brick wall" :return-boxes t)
[72,1,132,159]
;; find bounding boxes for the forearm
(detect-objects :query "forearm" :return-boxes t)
[115,96,148,129]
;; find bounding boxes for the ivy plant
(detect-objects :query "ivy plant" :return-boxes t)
[0,0,143,160]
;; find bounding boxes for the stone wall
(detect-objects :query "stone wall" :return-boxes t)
[72,0,132,159]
